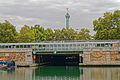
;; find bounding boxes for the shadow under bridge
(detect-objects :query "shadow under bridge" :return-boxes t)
[35,54,79,66]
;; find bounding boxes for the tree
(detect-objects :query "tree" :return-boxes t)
[54,29,61,40]
[93,10,120,40]
[54,28,77,40]
[77,28,91,40]
[31,25,47,42]
[17,25,35,42]
[45,28,54,41]
[54,28,91,40]
[61,28,77,40]
[0,20,17,43]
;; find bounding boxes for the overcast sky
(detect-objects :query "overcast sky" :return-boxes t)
[0,0,120,35]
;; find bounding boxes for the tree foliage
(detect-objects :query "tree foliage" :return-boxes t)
[17,25,35,43]
[93,10,120,40]
[77,28,91,40]
[0,20,91,43]
[45,28,54,41]
[54,28,77,40]
[0,20,17,43]
[31,25,54,42]
[54,28,91,40]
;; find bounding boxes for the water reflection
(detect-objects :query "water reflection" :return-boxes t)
[34,66,81,80]
[0,67,120,80]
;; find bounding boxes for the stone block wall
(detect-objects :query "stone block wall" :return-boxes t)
[82,47,120,65]
[0,48,33,66]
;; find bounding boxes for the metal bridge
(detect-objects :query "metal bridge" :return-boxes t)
[0,40,119,66]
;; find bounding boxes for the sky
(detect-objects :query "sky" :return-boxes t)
[0,0,120,35]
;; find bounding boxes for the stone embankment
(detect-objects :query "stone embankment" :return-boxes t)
[80,47,120,66]
[0,48,34,67]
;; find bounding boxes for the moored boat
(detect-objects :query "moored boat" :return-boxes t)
[0,58,15,70]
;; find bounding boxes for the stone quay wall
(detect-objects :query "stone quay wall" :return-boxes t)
[82,47,120,65]
[0,48,33,66]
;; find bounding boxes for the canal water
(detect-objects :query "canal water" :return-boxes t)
[0,66,120,80]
